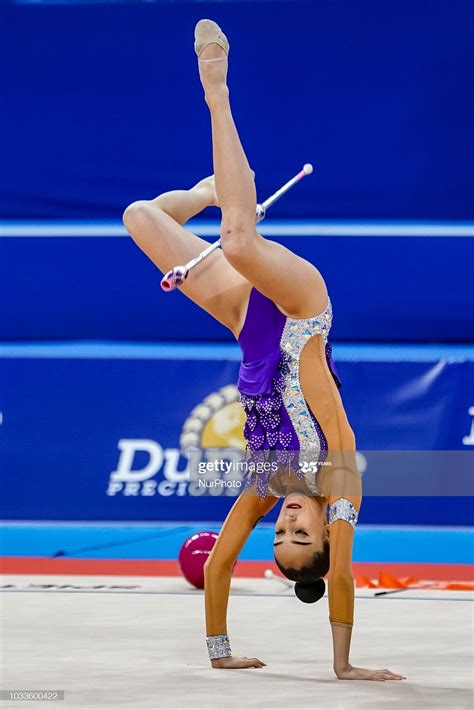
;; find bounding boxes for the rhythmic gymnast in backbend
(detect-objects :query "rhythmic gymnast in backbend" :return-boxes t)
[123,20,405,681]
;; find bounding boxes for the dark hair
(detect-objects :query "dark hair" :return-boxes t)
[275,539,330,604]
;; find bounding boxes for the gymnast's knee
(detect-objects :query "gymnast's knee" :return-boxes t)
[123,200,170,241]
[122,200,154,235]
[220,216,257,264]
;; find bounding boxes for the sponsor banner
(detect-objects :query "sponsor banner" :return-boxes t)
[1,355,473,524]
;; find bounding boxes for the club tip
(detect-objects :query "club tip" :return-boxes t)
[161,266,188,291]
[303,163,314,175]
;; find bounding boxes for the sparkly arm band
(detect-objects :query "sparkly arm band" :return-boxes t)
[206,634,232,660]
[328,498,358,528]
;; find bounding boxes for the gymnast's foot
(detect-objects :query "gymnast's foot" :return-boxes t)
[194,19,229,103]
[193,174,219,208]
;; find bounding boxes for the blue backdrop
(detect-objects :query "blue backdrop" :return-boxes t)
[0,0,472,221]
[1,1,472,529]
[2,230,473,342]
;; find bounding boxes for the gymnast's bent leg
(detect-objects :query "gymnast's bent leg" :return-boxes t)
[122,173,249,335]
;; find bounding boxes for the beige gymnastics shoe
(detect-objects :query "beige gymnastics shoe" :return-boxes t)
[194,19,230,61]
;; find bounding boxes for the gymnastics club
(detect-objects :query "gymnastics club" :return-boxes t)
[160,163,314,291]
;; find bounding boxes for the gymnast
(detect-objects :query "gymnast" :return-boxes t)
[123,19,405,682]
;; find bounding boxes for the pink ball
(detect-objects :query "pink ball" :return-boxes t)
[178,531,218,589]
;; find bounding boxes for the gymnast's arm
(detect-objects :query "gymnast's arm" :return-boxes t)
[327,496,360,677]
[328,491,405,681]
[204,488,278,668]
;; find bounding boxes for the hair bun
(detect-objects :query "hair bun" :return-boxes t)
[294,578,326,604]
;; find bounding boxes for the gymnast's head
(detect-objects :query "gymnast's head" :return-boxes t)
[273,493,329,602]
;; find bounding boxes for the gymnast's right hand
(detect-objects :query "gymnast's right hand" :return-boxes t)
[335,665,406,681]
[211,656,266,669]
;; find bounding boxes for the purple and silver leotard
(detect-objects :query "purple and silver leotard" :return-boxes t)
[237,288,342,497]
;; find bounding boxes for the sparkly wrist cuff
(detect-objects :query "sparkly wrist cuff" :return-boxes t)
[206,634,232,660]
[328,498,358,528]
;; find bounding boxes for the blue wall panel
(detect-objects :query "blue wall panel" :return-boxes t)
[0,0,472,220]
[2,232,473,341]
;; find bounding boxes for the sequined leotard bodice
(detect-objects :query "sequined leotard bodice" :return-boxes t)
[237,288,344,496]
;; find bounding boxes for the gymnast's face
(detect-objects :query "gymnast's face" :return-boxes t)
[273,493,329,569]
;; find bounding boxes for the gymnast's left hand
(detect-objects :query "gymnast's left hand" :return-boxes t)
[335,664,406,681]
[211,655,266,669]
